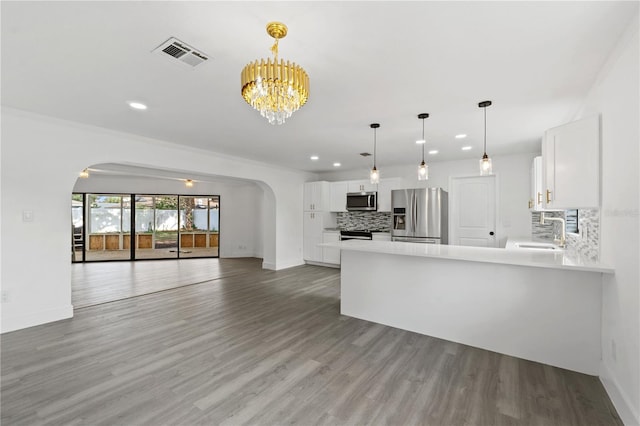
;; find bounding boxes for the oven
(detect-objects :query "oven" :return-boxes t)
[340,230,373,241]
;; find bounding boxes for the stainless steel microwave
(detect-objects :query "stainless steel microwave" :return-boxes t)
[346,192,377,211]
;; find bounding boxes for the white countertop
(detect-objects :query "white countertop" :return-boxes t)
[321,240,614,274]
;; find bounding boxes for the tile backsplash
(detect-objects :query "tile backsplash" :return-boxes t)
[566,209,600,261]
[337,212,391,231]
[531,209,600,261]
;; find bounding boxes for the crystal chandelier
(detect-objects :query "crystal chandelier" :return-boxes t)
[241,22,309,125]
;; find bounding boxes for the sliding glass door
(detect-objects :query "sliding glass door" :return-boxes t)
[72,193,220,262]
[84,194,132,261]
[179,196,220,258]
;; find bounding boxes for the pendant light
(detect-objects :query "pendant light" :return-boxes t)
[479,100,493,175]
[416,113,429,180]
[369,123,380,184]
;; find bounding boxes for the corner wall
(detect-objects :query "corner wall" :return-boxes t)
[0,108,313,333]
[578,16,639,425]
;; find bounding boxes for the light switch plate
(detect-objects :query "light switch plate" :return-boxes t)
[22,210,34,222]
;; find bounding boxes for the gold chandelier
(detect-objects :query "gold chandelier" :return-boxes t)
[241,22,309,125]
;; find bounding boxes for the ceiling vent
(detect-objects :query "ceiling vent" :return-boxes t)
[152,37,209,68]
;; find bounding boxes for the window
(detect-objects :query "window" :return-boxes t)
[565,209,578,234]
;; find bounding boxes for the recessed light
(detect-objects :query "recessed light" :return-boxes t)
[415,139,426,145]
[128,101,148,110]
[310,155,319,161]
[333,162,341,167]
[461,146,472,151]
[455,134,467,139]
[428,150,438,155]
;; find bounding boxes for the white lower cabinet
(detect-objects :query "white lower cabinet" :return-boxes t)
[322,232,341,265]
[303,212,335,263]
[372,232,391,241]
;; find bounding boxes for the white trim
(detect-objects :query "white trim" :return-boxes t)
[273,259,305,271]
[600,361,640,426]
[1,305,74,334]
[262,261,277,270]
[304,260,340,269]
[263,259,305,271]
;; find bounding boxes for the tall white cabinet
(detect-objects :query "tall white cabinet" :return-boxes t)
[303,181,336,264]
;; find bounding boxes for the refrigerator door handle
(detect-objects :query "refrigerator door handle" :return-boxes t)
[413,191,418,233]
[409,192,414,232]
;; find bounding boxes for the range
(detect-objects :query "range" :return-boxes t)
[340,229,386,241]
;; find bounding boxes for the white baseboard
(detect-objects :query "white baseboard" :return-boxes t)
[262,261,276,270]
[600,362,640,426]
[1,304,74,334]
[273,259,305,270]
[305,260,340,269]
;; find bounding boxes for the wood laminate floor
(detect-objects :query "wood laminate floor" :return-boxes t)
[72,257,254,308]
[2,259,621,425]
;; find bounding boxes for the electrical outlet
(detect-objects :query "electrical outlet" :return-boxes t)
[1,290,9,303]
[611,339,617,362]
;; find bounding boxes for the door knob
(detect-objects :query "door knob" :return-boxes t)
[489,231,495,236]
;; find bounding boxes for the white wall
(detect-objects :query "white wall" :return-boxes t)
[577,16,640,426]
[73,174,264,258]
[0,108,314,333]
[318,152,538,247]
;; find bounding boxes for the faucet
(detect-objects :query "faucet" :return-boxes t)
[540,212,566,247]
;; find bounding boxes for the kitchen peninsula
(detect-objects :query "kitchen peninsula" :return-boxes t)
[322,240,613,375]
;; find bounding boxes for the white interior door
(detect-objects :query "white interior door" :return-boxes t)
[450,175,497,247]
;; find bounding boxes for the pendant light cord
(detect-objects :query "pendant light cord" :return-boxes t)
[421,117,426,162]
[373,127,377,168]
[483,106,487,155]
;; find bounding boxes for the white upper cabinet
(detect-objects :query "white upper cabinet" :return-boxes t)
[543,115,600,209]
[377,178,402,212]
[347,180,377,193]
[303,181,330,211]
[329,181,349,212]
[529,156,555,211]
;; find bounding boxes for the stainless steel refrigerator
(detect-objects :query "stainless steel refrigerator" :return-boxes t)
[391,188,448,244]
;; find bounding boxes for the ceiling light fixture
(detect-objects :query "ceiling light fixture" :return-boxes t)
[185,179,194,187]
[478,100,493,175]
[79,168,89,178]
[462,146,472,151]
[128,101,147,110]
[333,162,341,167]
[417,113,429,181]
[429,150,438,155]
[241,22,309,125]
[310,155,319,161]
[369,123,380,184]
[455,134,467,139]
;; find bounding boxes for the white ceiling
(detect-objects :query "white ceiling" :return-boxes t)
[2,1,637,173]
